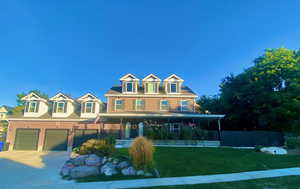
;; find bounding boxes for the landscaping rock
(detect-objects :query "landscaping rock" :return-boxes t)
[102,157,108,164]
[70,166,99,179]
[112,159,119,165]
[70,152,80,159]
[60,166,72,177]
[260,147,287,155]
[72,155,89,166]
[121,166,136,176]
[100,162,118,176]
[85,154,102,166]
[136,170,144,176]
[117,161,129,169]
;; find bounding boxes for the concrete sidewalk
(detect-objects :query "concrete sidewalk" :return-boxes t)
[24,167,300,189]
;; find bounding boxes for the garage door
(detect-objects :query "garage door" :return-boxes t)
[14,129,40,150]
[73,129,98,148]
[43,129,68,151]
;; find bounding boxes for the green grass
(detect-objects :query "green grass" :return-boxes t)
[137,176,300,189]
[76,147,300,182]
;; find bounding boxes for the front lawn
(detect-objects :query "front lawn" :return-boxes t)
[138,176,300,189]
[76,147,300,182]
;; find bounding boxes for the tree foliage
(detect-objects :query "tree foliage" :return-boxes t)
[10,90,48,115]
[198,48,300,133]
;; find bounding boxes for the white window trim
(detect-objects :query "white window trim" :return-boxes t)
[125,82,134,93]
[56,101,65,113]
[85,102,94,113]
[160,100,169,111]
[169,83,180,94]
[145,82,159,94]
[28,101,37,113]
[180,100,189,112]
[135,99,144,111]
[115,99,124,111]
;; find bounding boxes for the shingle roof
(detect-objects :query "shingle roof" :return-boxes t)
[106,85,197,96]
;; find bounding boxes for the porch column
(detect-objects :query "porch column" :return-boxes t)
[218,119,221,140]
[125,122,131,139]
[138,122,144,137]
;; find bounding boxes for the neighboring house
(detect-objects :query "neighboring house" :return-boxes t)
[6,74,224,151]
[0,106,8,120]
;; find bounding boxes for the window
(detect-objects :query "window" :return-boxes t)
[126,82,133,92]
[85,102,94,113]
[147,82,156,93]
[135,99,145,111]
[170,83,177,93]
[115,99,124,110]
[160,100,169,111]
[28,101,37,112]
[57,102,65,113]
[181,100,189,111]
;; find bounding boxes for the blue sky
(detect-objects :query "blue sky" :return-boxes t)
[1,0,300,106]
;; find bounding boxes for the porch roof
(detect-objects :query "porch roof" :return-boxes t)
[96,112,225,120]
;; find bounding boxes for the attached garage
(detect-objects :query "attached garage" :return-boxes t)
[14,129,40,150]
[73,129,98,148]
[43,129,69,151]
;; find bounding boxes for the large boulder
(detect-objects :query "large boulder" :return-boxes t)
[100,162,118,176]
[60,166,72,177]
[117,161,129,169]
[72,155,89,166]
[121,166,136,176]
[260,147,287,155]
[136,170,144,176]
[85,154,102,166]
[70,166,99,179]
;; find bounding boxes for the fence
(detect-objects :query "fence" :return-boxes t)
[220,131,284,147]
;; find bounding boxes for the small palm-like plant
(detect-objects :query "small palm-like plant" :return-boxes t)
[129,136,155,170]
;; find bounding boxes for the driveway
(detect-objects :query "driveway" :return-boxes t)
[0,151,70,189]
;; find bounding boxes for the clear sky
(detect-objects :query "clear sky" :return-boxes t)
[1,0,300,106]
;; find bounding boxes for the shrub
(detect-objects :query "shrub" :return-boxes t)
[286,137,300,149]
[129,136,155,170]
[104,135,116,146]
[180,126,193,140]
[78,139,115,156]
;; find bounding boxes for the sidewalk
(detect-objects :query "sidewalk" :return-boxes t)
[17,167,300,189]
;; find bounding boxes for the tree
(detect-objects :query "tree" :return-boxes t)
[197,95,223,114]
[10,90,48,114]
[218,48,300,132]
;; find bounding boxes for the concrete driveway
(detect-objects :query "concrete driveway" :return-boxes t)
[0,151,70,189]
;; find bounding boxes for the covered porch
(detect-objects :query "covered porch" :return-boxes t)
[95,113,225,141]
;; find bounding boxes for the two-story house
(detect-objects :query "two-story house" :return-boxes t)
[6,73,224,152]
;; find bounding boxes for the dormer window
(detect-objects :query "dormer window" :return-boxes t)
[164,74,184,94]
[56,101,66,113]
[126,82,133,93]
[85,102,94,113]
[170,83,177,93]
[25,101,39,113]
[120,73,139,94]
[142,74,161,94]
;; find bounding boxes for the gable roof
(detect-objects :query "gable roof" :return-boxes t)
[77,93,101,103]
[21,92,48,102]
[0,106,8,113]
[164,74,184,82]
[50,92,74,102]
[120,73,140,81]
[142,74,161,82]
